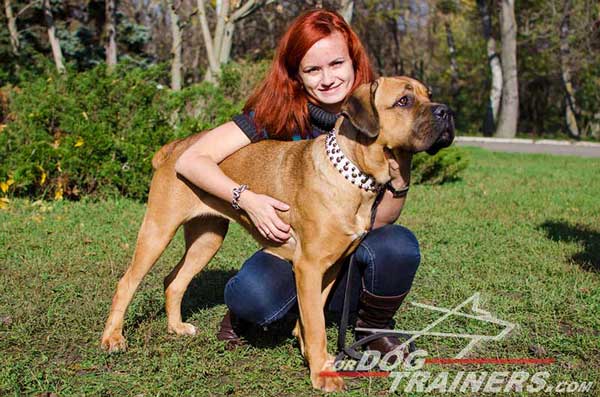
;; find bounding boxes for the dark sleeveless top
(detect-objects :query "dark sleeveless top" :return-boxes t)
[232,103,338,142]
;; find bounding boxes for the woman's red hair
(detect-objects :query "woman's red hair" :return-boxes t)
[244,9,374,139]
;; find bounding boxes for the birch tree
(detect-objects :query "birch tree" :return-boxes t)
[477,0,502,136]
[339,0,353,24]
[197,0,275,83]
[42,0,65,73]
[166,0,183,90]
[495,0,518,138]
[105,0,118,72]
[4,0,19,55]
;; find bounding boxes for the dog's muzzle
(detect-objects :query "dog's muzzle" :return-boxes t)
[426,104,455,155]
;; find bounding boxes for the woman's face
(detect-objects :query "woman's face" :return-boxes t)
[298,31,355,113]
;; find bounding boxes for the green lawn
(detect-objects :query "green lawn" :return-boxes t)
[1,147,598,396]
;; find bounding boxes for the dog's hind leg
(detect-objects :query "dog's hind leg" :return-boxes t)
[101,210,180,353]
[164,216,229,336]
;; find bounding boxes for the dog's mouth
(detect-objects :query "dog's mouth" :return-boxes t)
[426,126,455,155]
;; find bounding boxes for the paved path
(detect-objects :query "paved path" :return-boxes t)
[455,136,600,158]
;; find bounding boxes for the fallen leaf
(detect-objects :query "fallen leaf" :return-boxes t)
[82,111,88,120]
[0,197,9,210]
[0,182,7,193]
[54,188,63,201]
[74,137,84,147]
[0,124,6,133]
[529,344,547,357]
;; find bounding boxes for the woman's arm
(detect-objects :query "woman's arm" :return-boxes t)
[372,153,412,229]
[175,122,291,242]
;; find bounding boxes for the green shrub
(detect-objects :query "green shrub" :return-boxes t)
[0,63,242,201]
[0,61,466,203]
[411,146,469,185]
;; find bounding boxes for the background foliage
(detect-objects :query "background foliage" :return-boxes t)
[0,62,466,201]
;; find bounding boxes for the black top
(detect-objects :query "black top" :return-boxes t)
[232,102,338,142]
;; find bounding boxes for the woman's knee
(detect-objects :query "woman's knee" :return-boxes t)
[367,224,420,269]
[224,250,297,325]
[358,224,421,295]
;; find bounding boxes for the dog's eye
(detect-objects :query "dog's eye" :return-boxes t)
[394,96,409,107]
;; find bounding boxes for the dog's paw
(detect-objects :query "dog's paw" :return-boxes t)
[310,356,345,392]
[100,333,128,353]
[311,370,345,392]
[168,322,197,336]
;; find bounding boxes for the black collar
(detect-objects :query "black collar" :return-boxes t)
[308,102,338,133]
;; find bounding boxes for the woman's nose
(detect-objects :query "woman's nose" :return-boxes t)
[320,68,335,86]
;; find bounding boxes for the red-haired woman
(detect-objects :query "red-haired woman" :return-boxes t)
[175,9,420,355]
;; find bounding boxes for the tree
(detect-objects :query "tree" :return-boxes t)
[197,0,275,83]
[477,0,502,136]
[166,0,183,90]
[339,0,353,24]
[4,0,19,55]
[105,0,118,72]
[437,0,460,104]
[559,0,579,138]
[495,0,518,138]
[42,0,66,73]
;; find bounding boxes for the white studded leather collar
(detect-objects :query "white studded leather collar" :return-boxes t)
[325,130,382,192]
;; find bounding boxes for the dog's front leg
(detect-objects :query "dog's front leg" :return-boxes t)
[294,259,344,392]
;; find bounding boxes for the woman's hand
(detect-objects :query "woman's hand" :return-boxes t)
[238,191,291,242]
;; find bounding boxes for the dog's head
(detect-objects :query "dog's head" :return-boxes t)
[341,76,454,155]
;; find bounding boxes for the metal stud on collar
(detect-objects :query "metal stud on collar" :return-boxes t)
[325,130,382,192]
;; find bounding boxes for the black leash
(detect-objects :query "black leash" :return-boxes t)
[335,189,415,365]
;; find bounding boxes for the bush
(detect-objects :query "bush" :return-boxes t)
[0,63,242,201]
[411,146,469,185]
[0,61,466,202]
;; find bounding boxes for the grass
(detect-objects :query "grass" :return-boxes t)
[1,146,599,396]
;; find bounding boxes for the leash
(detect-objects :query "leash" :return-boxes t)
[335,189,415,365]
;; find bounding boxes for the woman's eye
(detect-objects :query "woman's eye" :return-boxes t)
[395,96,409,107]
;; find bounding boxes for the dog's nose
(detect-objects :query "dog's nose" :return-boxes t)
[433,104,452,121]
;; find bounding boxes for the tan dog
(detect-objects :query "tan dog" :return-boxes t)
[100,76,454,392]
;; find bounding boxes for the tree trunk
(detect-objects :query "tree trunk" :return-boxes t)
[339,0,353,24]
[213,0,228,62]
[4,0,19,55]
[197,0,219,83]
[477,0,503,136]
[495,0,518,138]
[105,0,118,72]
[198,0,273,83]
[166,0,182,90]
[560,0,580,138]
[445,20,459,101]
[42,0,66,74]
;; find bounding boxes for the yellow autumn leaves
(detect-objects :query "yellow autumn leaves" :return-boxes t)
[0,178,13,210]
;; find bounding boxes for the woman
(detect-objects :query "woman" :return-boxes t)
[175,9,420,355]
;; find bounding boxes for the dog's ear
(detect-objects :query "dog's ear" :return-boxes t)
[341,80,380,138]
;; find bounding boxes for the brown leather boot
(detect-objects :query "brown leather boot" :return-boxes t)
[217,310,249,349]
[355,289,409,357]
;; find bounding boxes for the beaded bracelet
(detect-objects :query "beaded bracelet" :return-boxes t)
[231,184,249,210]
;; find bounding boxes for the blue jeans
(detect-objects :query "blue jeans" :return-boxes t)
[224,224,421,326]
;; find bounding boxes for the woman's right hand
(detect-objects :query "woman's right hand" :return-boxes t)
[238,191,291,243]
